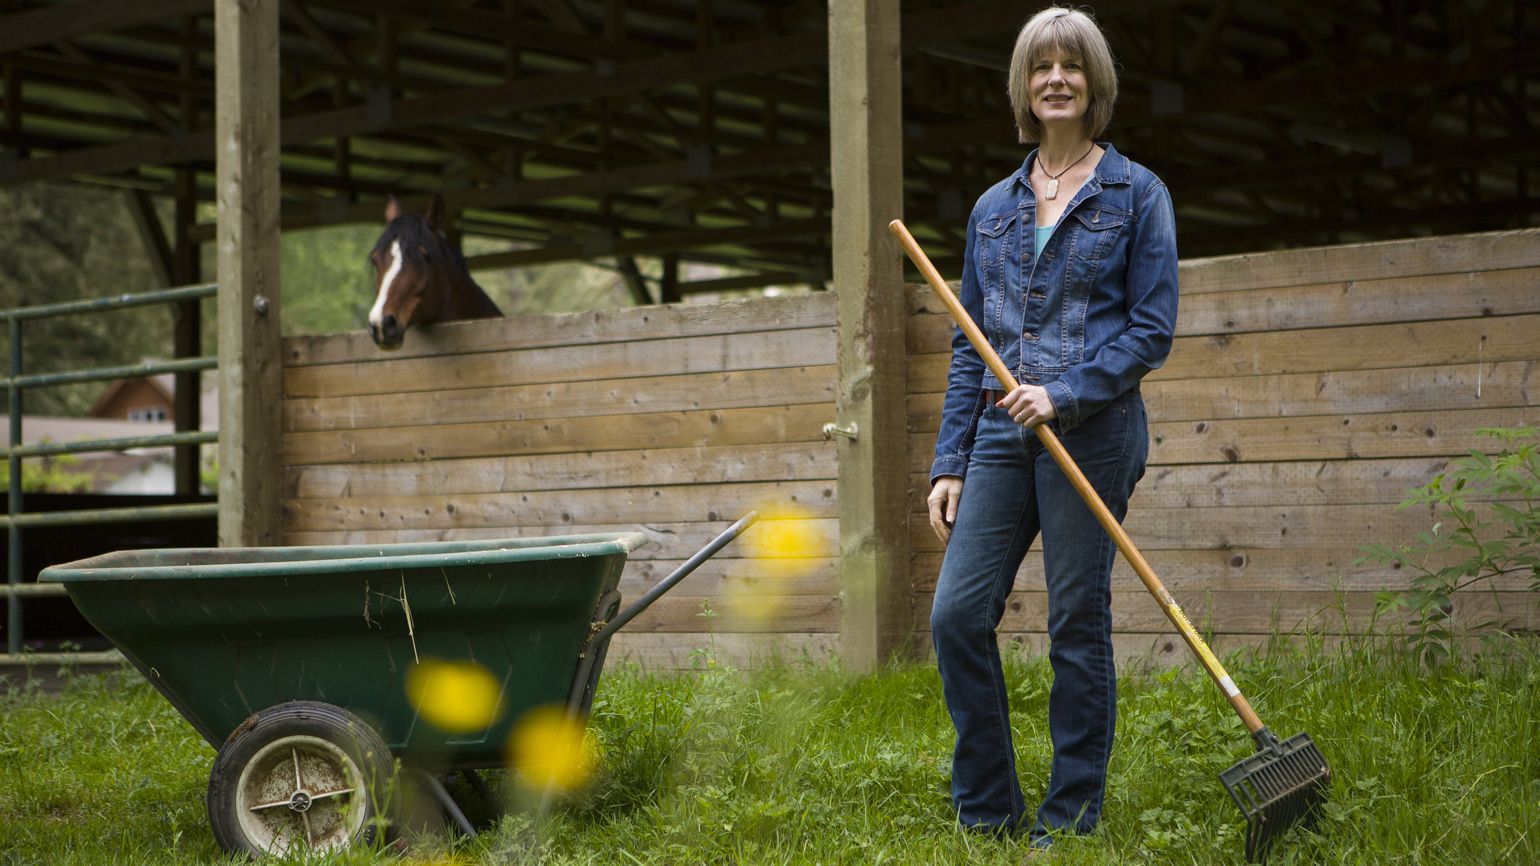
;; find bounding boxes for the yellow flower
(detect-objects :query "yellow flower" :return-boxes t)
[506,704,597,793]
[405,659,503,734]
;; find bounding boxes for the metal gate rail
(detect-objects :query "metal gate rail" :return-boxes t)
[1,284,218,666]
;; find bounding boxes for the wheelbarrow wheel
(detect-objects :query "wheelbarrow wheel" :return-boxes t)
[207,701,395,857]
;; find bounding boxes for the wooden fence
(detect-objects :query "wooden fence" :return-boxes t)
[909,227,1540,663]
[281,228,1539,669]
[281,295,842,669]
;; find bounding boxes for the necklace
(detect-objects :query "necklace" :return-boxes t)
[1037,143,1095,201]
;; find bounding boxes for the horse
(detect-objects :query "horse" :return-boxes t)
[367,194,502,350]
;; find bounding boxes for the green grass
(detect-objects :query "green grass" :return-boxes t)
[2,635,1537,865]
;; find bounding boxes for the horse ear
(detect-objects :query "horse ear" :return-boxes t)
[424,194,447,231]
[384,195,401,223]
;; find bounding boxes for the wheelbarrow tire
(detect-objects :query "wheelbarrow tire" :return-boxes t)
[207,700,396,857]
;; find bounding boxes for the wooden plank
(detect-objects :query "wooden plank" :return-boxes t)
[216,0,283,547]
[1176,267,1540,337]
[907,457,1453,510]
[283,326,835,399]
[907,406,1540,471]
[283,480,838,531]
[908,502,1442,552]
[909,361,1540,427]
[285,364,838,432]
[282,519,841,560]
[624,594,841,633]
[285,292,837,366]
[1145,406,1540,465]
[1176,228,1540,295]
[284,402,834,465]
[1131,459,1443,508]
[1140,362,1537,423]
[908,314,1540,381]
[287,441,836,499]
[909,547,1536,593]
[914,589,1538,634]
[607,632,839,671]
[829,0,910,671]
[908,267,1540,345]
[621,558,838,598]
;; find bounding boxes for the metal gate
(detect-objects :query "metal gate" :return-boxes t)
[0,284,218,665]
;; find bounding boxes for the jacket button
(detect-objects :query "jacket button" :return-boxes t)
[1020,251,1031,261]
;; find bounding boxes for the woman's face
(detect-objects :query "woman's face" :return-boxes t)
[1029,47,1089,128]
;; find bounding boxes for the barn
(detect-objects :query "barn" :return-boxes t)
[1,0,1536,668]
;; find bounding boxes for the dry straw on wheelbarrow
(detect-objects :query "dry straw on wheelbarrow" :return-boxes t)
[888,219,1330,863]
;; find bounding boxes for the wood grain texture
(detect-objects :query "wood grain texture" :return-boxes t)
[278,229,1540,667]
[907,315,1540,381]
[287,442,836,499]
[909,361,1539,426]
[285,403,835,465]
[286,292,838,366]
[284,326,835,399]
[286,365,838,433]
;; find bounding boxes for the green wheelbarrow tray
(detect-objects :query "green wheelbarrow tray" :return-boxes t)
[39,513,757,854]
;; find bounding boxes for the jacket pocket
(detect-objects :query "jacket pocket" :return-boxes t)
[973,211,1019,336]
[1069,206,1127,262]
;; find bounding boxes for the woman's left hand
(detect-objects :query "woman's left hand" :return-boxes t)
[997,384,1058,428]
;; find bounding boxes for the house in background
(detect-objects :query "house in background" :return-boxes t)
[89,375,176,423]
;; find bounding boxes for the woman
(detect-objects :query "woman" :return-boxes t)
[926,5,1179,850]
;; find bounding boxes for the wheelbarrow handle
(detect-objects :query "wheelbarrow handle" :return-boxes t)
[889,218,1268,737]
[590,511,759,648]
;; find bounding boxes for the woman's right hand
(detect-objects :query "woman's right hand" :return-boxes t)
[927,477,964,545]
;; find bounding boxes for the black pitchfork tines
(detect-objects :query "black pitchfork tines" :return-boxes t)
[1220,728,1331,863]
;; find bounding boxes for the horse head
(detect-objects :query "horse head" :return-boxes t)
[368,194,502,350]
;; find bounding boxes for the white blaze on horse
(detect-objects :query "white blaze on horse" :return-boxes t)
[367,194,502,350]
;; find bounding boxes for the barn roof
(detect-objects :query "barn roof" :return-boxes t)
[1,0,1536,298]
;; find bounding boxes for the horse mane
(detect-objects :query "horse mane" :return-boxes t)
[371,212,468,273]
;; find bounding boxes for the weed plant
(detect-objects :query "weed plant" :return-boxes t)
[1,634,1536,865]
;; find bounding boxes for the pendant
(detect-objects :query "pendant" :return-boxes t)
[1045,178,1059,200]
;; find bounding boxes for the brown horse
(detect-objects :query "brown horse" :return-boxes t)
[368,194,502,349]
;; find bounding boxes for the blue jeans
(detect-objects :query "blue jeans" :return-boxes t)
[930,388,1148,837]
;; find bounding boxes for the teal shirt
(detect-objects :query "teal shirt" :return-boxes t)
[1035,223,1055,257]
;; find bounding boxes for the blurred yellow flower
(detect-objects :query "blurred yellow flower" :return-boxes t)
[506,704,597,793]
[745,503,821,562]
[405,658,503,734]
[724,503,822,626]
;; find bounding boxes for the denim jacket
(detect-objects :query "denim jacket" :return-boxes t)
[930,143,1179,484]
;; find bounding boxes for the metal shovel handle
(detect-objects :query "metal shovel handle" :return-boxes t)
[888,218,1266,736]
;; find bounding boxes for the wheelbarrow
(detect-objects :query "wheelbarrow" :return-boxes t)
[39,512,757,857]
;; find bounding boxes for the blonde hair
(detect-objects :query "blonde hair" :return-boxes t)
[1008,6,1118,144]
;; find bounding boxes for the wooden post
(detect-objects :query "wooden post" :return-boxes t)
[174,20,202,497]
[215,0,282,547]
[173,168,202,496]
[828,0,909,670]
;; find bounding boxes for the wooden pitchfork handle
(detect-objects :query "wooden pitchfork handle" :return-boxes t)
[888,218,1267,736]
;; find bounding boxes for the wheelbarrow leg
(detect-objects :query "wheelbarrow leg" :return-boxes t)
[417,771,477,839]
[461,768,494,805]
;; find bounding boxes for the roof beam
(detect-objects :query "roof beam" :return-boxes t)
[10,27,829,183]
[0,0,209,55]
[463,217,823,269]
